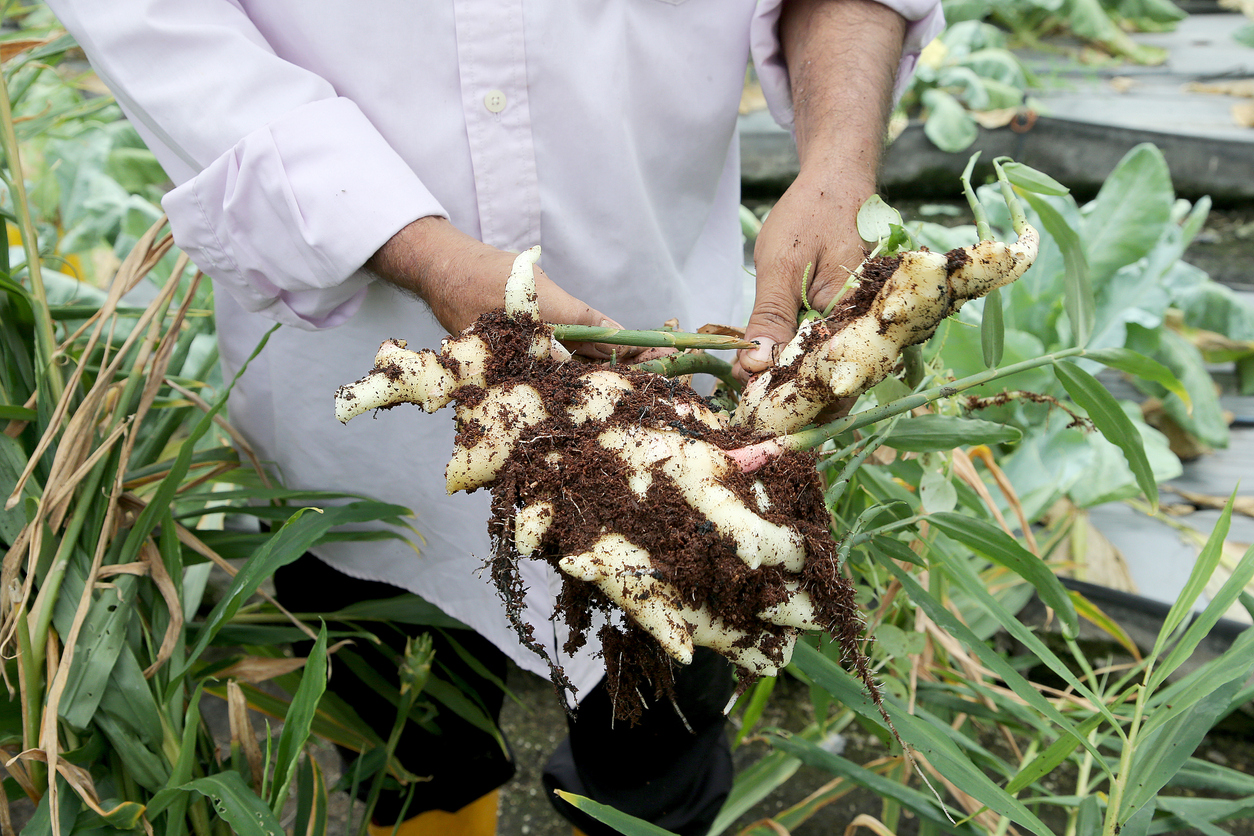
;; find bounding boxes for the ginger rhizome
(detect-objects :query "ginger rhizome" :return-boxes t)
[336,210,1038,718]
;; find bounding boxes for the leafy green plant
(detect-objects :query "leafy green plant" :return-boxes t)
[944,0,1187,65]
[564,154,1254,835]
[0,21,484,836]
[899,20,1035,153]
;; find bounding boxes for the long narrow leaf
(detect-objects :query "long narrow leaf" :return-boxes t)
[147,773,285,836]
[1152,540,1254,690]
[1054,360,1157,506]
[554,791,678,835]
[1022,192,1092,347]
[769,732,973,834]
[1120,676,1245,820]
[928,512,1078,638]
[879,559,1109,778]
[1152,491,1235,659]
[269,624,328,815]
[791,642,1055,836]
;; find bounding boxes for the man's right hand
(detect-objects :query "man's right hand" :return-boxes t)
[368,216,628,360]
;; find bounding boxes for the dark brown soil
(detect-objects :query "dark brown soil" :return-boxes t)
[433,310,871,722]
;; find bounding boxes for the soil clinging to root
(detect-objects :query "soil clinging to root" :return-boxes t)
[461,310,871,722]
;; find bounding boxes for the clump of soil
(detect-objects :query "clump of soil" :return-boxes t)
[456,310,873,722]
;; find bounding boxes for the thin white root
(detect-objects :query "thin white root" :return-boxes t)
[598,426,805,571]
[735,225,1040,436]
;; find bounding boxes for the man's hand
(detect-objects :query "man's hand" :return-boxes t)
[368,216,628,360]
[736,0,907,381]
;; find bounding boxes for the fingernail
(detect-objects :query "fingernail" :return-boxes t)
[746,340,774,365]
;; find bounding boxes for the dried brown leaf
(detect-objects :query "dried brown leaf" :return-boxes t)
[227,681,266,792]
[1235,102,1254,128]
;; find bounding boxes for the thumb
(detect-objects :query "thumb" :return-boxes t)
[738,271,805,376]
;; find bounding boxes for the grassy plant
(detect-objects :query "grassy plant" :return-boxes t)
[0,22,473,836]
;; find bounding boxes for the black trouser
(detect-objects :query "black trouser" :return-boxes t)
[274,552,735,835]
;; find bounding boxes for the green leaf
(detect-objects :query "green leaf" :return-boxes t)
[981,287,1005,367]
[883,415,1022,452]
[1053,360,1157,507]
[878,559,1106,775]
[933,544,1125,734]
[269,624,327,815]
[59,575,140,729]
[732,676,776,747]
[1022,191,1093,346]
[1082,144,1173,286]
[167,500,408,700]
[1148,329,1228,448]
[708,749,800,835]
[148,773,285,836]
[1121,675,1246,820]
[929,512,1078,637]
[1001,162,1069,196]
[1084,346,1188,408]
[768,733,972,834]
[1143,625,1254,740]
[1152,490,1233,658]
[292,752,328,836]
[922,88,979,153]
[555,791,679,835]
[857,195,903,244]
[1152,540,1254,691]
[790,643,1055,836]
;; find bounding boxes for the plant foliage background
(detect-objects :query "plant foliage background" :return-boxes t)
[3,2,1254,836]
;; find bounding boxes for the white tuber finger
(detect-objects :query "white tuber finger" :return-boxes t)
[335,339,457,422]
[446,383,549,493]
[598,426,805,571]
[558,534,795,675]
[735,226,1040,436]
[515,501,555,557]
[558,534,696,664]
[504,246,542,320]
[567,371,635,425]
[759,582,824,630]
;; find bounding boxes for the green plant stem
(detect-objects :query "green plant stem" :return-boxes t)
[551,324,754,351]
[1066,727,1100,836]
[1103,683,1149,836]
[0,59,62,406]
[16,608,46,795]
[29,458,109,661]
[902,345,925,389]
[783,347,1087,453]
[961,151,993,242]
[993,157,1030,237]
[629,351,740,390]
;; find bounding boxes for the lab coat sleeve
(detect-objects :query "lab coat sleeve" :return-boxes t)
[749,0,945,131]
[45,1,444,329]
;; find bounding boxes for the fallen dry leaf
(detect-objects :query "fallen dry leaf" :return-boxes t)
[0,37,56,64]
[1110,76,1136,93]
[972,107,1018,129]
[1234,102,1254,128]
[1187,80,1254,98]
[1165,486,1254,518]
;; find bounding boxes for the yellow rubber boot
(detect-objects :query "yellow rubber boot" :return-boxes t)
[366,789,499,836]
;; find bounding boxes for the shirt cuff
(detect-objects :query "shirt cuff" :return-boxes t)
[750,0,945,131]
[162,96,445,330]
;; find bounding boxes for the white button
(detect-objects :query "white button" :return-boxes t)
[484,90,507,113]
